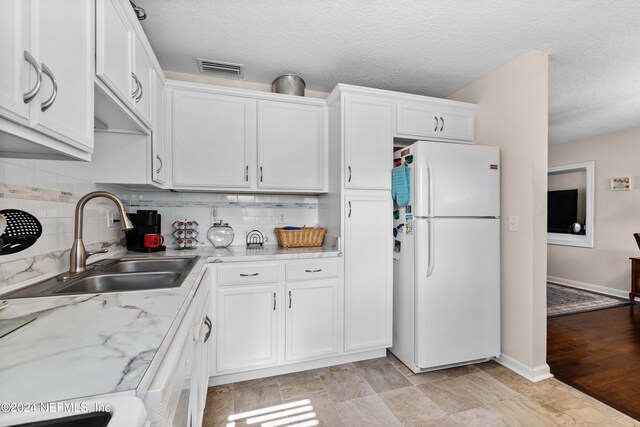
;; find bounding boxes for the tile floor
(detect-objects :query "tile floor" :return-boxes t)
[203,352,639,426]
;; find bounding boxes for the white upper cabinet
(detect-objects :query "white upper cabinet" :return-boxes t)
[32,0,94,149]
[344,94,393,190]
[257,100,327,191]
[151,72,165,185]
[172,90,255,189]
[0,0,29,124]
[396,100,474,143]
[96,0,133,106]
[0,0,93,159]
[132,38,153,126]
[167,84,328,193]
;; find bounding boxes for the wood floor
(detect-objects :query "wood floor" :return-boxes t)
[548,304,640,421]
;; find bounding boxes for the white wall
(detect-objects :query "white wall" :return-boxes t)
[548,127,640,294]
[448,50,550,379]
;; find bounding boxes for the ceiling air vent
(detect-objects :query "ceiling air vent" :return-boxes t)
[197,58,244,78]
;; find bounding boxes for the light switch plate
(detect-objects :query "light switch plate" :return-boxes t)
[508,215,518,232]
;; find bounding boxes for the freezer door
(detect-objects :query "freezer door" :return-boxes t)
[413,142,500,218]
[415,217,500,369]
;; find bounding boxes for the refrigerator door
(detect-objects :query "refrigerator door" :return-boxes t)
[415,217,500,369]
[413,142,500,218]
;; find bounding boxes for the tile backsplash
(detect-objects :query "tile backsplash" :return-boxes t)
[128,192,319,248]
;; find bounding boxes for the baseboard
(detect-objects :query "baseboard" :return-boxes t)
[497,354,553,383]
[547,275,635,301]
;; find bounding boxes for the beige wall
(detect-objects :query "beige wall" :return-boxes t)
[164,70,329,99]
[548,127,640,293]
[448,50,549,375]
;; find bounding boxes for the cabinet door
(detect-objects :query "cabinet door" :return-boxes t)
[396,101,439,139]
[189,287,212,427]
[257,100,326,191]
[344,193,393,352]
[133,39,153,126]
[438,108,474,142]
[0,0,30,124]
[96,0,133,105]
[285,280,339,362]
[151,73,165,184]
[344,94,393,190]
[32,0,93,149]
[216,284,280,373]
[172,90,255,189]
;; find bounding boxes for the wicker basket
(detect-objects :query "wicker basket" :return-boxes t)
[275,227,325,248]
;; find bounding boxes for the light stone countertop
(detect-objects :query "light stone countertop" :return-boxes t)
[0,246,339,405]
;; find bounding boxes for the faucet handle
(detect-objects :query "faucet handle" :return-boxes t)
[87,248,108,259]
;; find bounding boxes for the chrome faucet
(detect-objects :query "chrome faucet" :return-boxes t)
[69,191,134,273]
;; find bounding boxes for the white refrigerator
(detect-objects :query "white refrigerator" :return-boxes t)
[390,141,500,373]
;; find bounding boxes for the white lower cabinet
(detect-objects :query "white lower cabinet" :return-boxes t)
[344,192,393,352]
[212,258,342,377]
[286,279,339,362]
[144,266,213,427]
[216,284,280,373]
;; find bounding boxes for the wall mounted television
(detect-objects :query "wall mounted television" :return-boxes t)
[548,189,578,234]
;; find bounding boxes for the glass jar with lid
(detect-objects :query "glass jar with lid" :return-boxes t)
[207,220,234,248]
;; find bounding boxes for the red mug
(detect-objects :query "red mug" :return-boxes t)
[143,234,164,248]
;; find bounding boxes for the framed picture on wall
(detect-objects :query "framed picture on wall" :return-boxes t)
[610,177,631,191]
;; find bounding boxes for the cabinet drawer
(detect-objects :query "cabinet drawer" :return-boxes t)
[218,263,280,285]
[286,259,339,282]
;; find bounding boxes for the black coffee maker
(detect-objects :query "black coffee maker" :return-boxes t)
[126,210,166,253]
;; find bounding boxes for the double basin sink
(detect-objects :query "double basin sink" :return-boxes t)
[2,256,198,299]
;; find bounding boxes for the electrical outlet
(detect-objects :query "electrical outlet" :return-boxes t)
[278,212,286,224]
[508,215,519,232]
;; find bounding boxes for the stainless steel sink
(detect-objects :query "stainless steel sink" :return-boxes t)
[53,272,182,295]
[2,256,198,299]
[100,258,195,274]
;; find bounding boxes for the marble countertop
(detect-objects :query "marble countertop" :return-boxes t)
[194,245,341,262]
[0,254,208,404]
[0,246,339,405]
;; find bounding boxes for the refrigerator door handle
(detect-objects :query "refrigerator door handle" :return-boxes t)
[427,218,435,277]
[426,160,434,217]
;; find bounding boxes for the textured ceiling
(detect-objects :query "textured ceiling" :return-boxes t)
[136,0,640,144]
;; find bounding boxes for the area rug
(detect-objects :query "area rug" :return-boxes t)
[547,283,628,317]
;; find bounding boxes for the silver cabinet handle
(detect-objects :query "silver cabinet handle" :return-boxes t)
[289,290,292,309]
[23,51,41,104]
[347,166,352,182]
[136,79,144,102]
[305,269,322,273]
[239,272,259,277]
[273,292,276,311]
[40,63,58,112]
[439,116,444,132]
[348,201,352,218]
[131,73,140,99]
[245,165,249,182]
[204,315,212,343]
[434,116,438,132]
[260,166,263,182]
[156,155,163,174]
